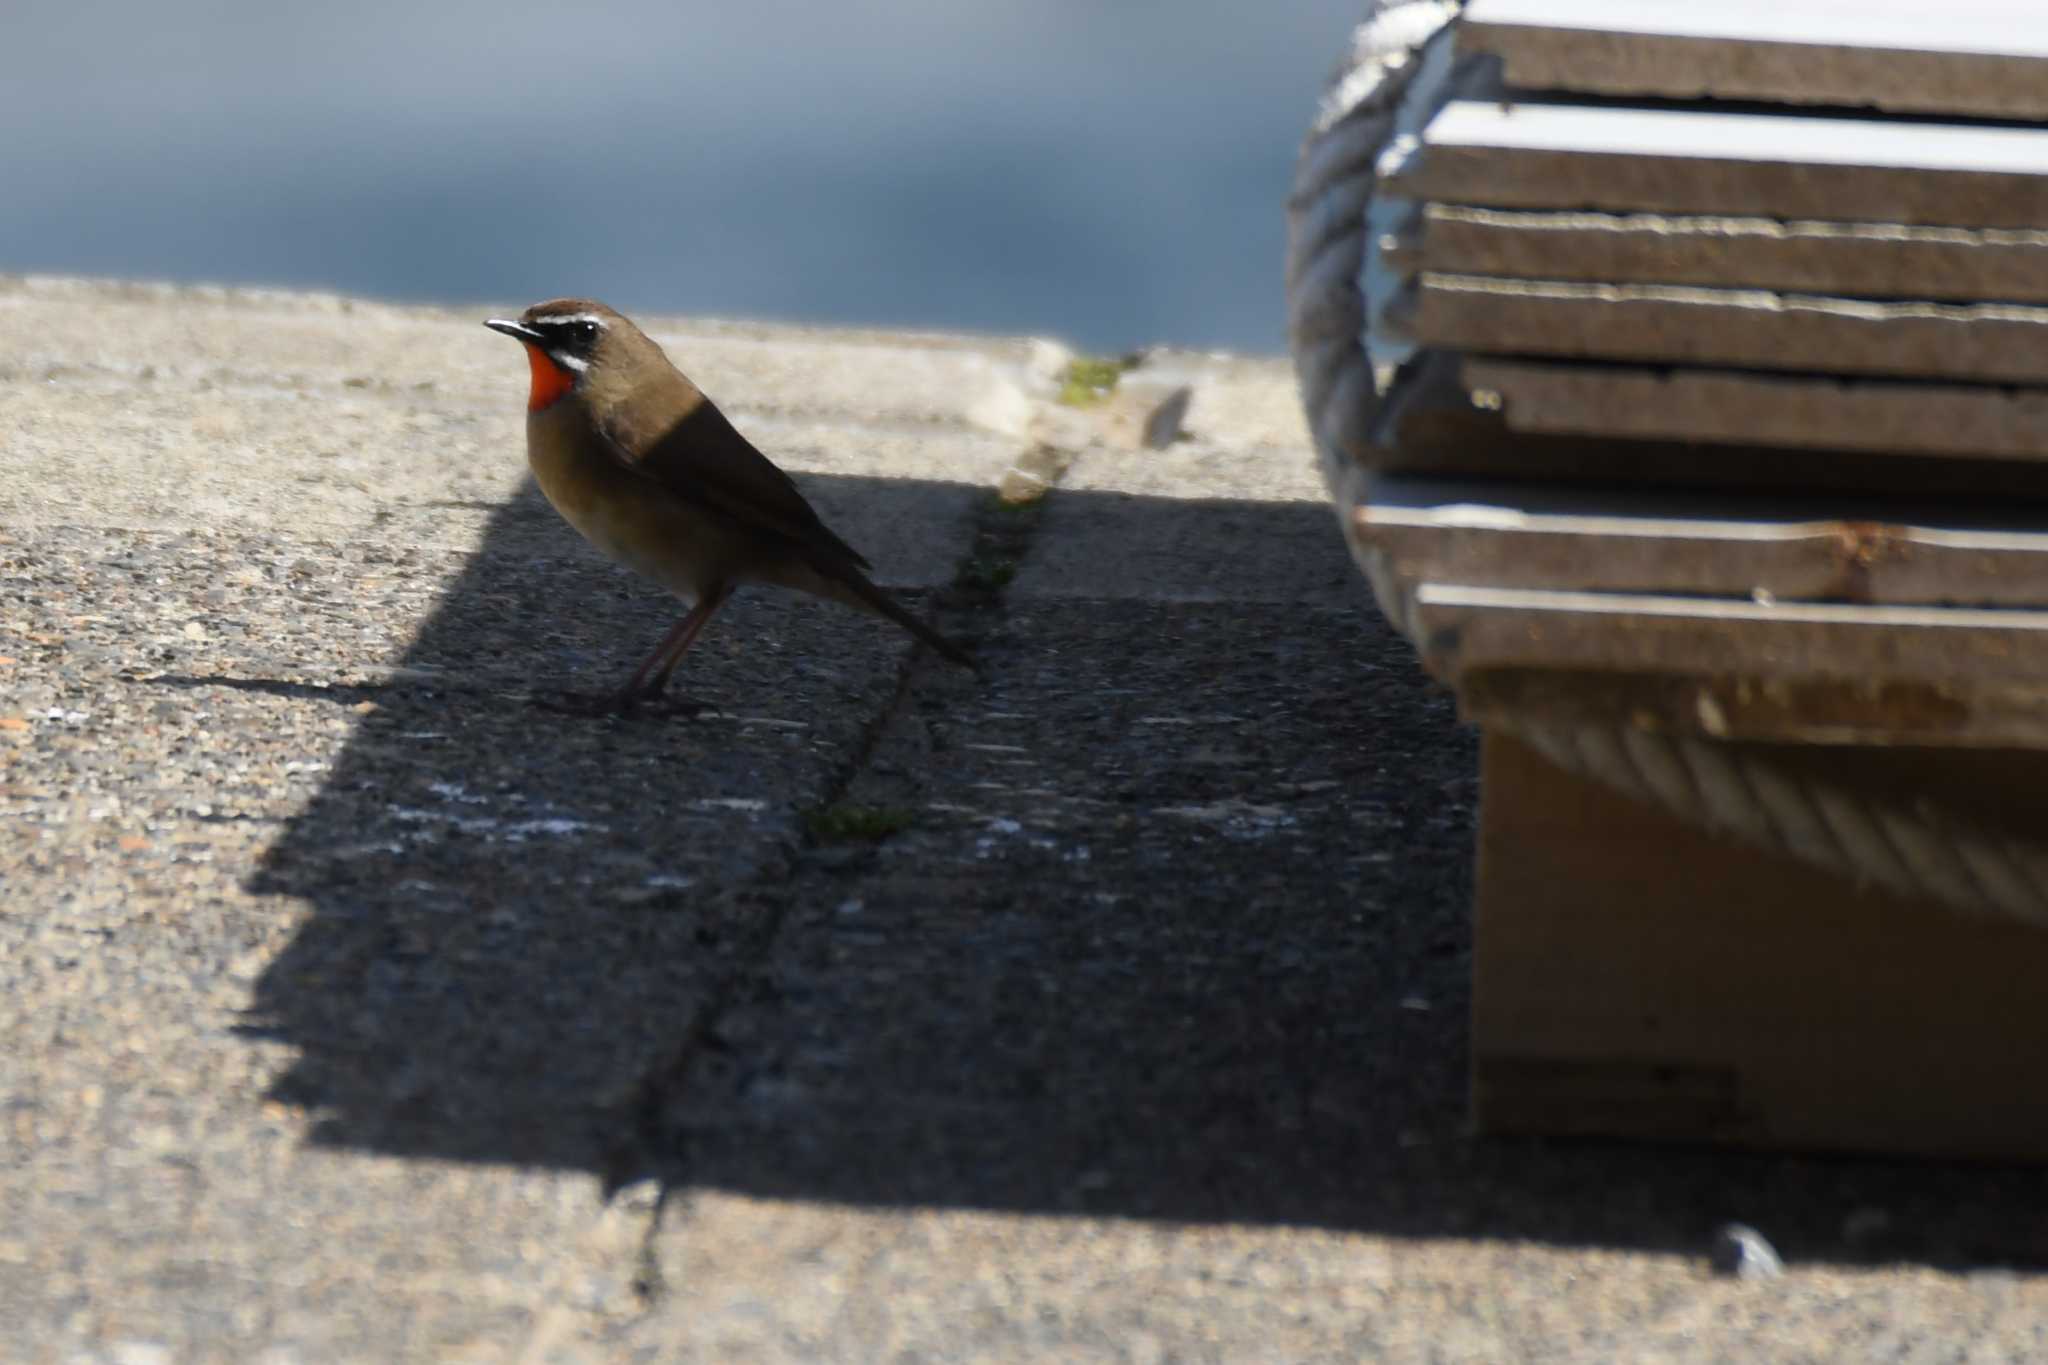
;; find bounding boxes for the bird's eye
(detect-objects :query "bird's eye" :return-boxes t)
[572,321,599,342]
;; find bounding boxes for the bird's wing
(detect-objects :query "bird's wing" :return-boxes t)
[600,393,872,573]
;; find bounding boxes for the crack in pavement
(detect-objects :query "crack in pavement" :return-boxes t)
[572,479,1061,1324]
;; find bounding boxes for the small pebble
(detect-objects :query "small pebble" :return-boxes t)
[1711,1223,1785,1280]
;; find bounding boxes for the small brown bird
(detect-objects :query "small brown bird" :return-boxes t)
[484,299,970,710]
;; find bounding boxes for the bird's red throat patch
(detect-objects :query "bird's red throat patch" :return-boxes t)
[520,343,577,411]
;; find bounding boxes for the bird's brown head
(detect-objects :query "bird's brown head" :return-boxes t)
[483,299,662,413]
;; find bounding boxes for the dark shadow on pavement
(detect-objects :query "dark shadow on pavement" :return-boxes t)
[237,473,2048,1270]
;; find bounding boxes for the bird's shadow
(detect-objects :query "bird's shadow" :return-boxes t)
[227,472,2048,1269]
[144,674,387,706]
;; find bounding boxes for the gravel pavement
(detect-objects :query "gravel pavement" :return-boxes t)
[4,276,2048,1361]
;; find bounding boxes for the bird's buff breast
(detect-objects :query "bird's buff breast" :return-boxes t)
[524,408,724,601]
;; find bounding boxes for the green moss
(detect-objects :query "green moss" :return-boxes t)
[957,555,1017,591]
[985,490,1045,520]
[1057,355,1132,407]
[806,803,916,842]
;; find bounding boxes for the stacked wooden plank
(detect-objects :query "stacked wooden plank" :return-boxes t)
[1458,0,2048,121]
[1363,2,2048,732]
[1359,479,2048,748]
[1372,1,2048,488]
[1321,3,2048,1160]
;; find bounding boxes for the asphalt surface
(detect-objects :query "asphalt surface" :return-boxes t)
[5,276,2048,1361]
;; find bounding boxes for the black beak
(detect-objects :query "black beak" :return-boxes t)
[484,317,545,344]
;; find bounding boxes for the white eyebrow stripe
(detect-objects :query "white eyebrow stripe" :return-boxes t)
[530,313,607,328]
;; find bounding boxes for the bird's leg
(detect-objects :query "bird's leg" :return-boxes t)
[614,584,733,711]
[613,602,711,708]
[641,584,734,703]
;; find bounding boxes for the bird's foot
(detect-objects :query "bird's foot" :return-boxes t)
[628,689,709,719]
[532,688,629,717]
[531,685,707,719]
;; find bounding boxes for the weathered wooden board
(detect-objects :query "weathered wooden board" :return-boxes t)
[1474,729,2048,1160]
[1405,584,2048,746]
[1414,583,2048,682]
[1463,358,2048,460]
[1459,0,2048,121]
[1388,101,2048,228]
[1416,274,2048,383]
[1421,206,2048,304]
[1364,351,2048,497]
[1355,474,2048,606]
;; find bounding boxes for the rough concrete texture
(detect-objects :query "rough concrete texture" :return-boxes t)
[4,275,2048,1361]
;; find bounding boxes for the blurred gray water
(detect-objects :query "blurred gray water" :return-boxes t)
[5,1,1360,353]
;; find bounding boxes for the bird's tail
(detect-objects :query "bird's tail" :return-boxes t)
[828,567,976,669]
